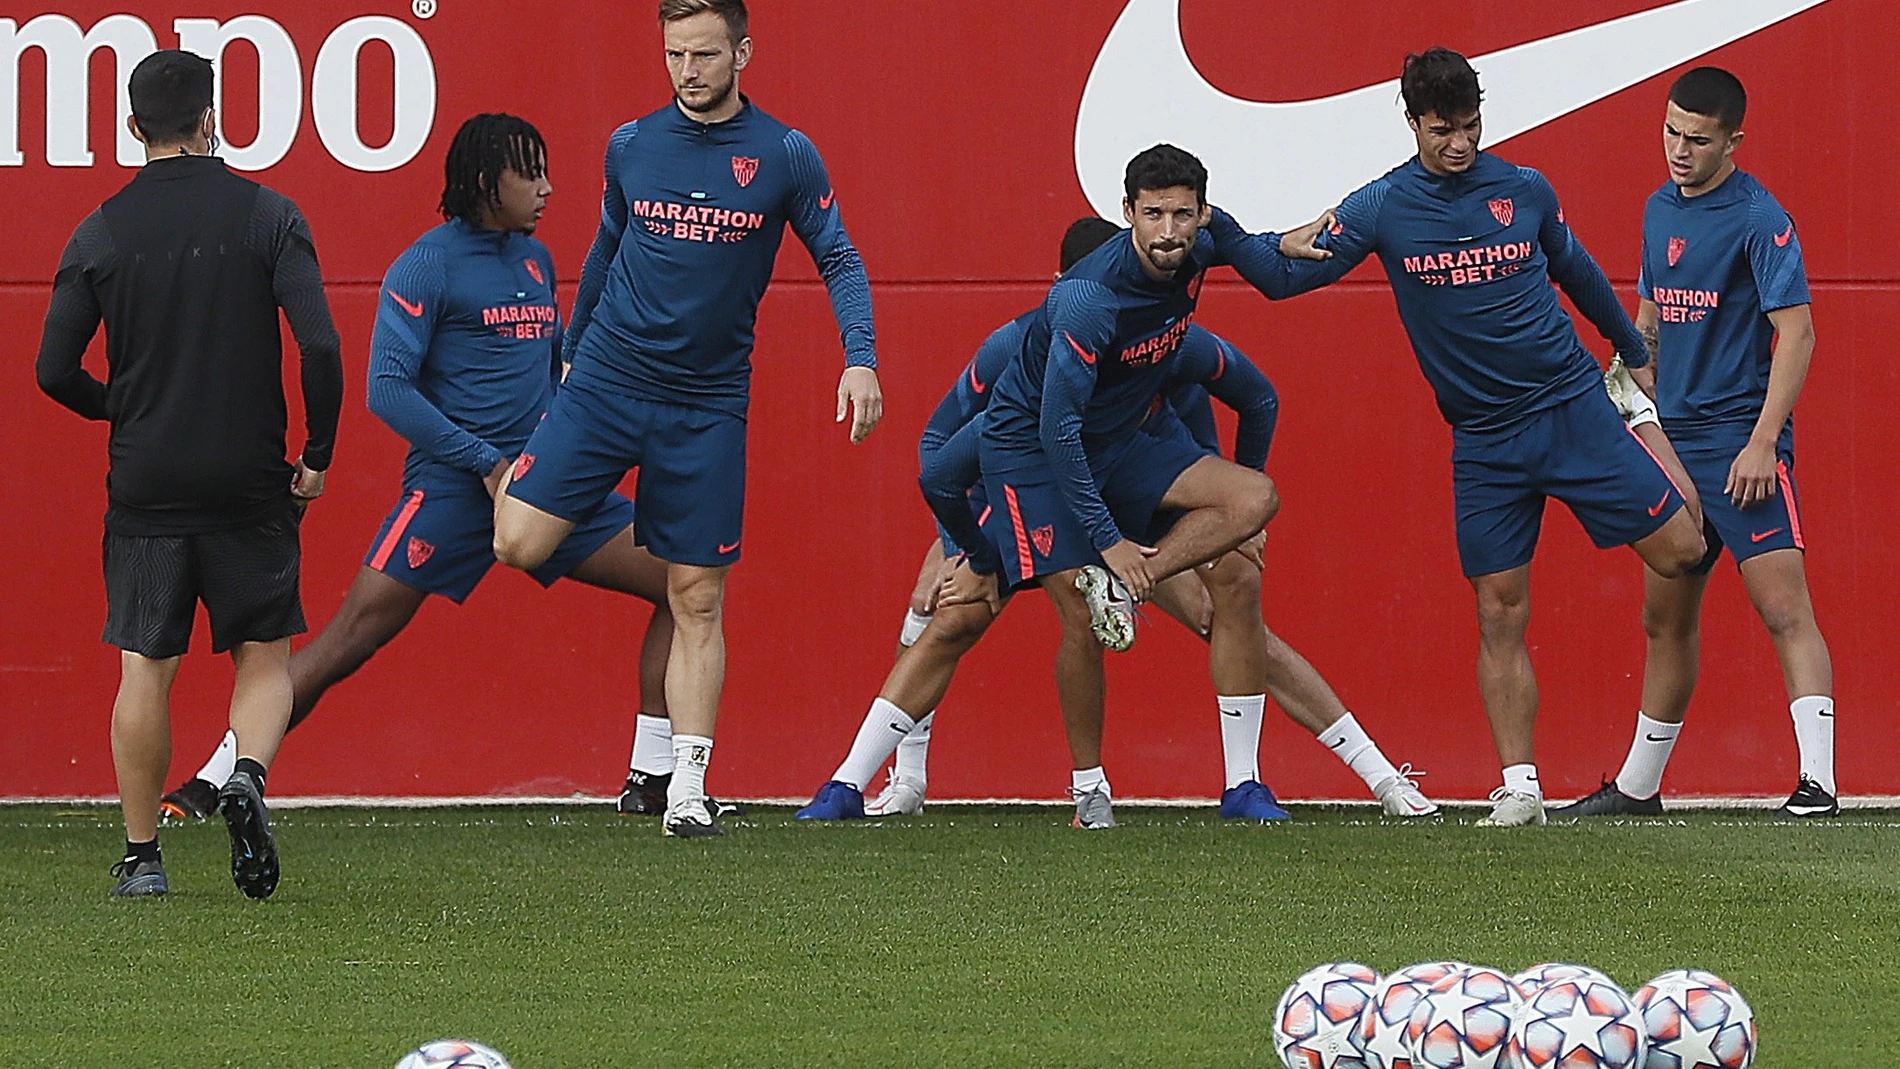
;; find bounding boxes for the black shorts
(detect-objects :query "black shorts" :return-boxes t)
[101,513,306,658]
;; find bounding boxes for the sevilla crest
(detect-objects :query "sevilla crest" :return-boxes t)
[1488,197,1515,227]
[1030,525,1055,557]
[1668,237,1687,267]
[512,453,536,481]
[406,537,434,569]
[731,156,760,187]
[524,259,544,285]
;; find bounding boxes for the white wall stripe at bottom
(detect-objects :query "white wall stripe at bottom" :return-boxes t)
[6,794,1900,810]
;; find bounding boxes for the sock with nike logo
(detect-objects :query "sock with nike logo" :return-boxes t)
[892,711,933,786]
[1316,712,1404,796]
[1790,695,1836,795]
[1613,712,1680,800]
[1217,694,1266,788]
[1503,763,1542,799]
[832,697,916,791]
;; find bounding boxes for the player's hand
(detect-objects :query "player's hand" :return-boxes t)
[937,559,1002,614]
[838,366,883,443]
[483,457,512,500]
[1279,210,1337,261]
[922,552,961,614]
[290,458,325,510]
[1726,439,1779,509]
[1235,529,1267,571]
[1101,539,1159,603]
[1627,360,1658,400]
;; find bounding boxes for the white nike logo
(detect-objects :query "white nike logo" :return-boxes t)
[1074,0,1833,231]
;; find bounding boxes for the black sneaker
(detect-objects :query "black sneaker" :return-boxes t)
[109,856,168,898]
[1551,779,1664,817]
[159,777,219,820]
[662,797,726,838]
[217,770,280,900]
[617,771,670,815]
[1774,775,1840,818]
[708,795,747,818]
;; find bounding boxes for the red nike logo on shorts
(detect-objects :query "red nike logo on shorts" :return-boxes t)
[718,540,741,554]
[1773,223,1795,247]
[1751,528,1784,543]
[1648,491,1671,517]
[388,290,424,317]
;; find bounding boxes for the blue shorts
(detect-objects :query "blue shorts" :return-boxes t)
[935,484,992,555]
[1674,424,1805,574]
[1452,388,1685,577]
[365,470,633,602]
[506,381,746,567]
[979,429,1206,589]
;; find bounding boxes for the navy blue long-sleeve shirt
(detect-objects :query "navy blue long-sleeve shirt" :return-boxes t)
[564,99,875,413]
[1225,153,1645,435]
[368,219,560,484]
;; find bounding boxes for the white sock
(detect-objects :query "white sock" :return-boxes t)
[1217,694,1265,788]
[1613,712,1680,800]
[1502,763,1542,799]
[892,711,932,784]
[1071,766,1109,796]
[1790,695,1836,795]
[666,734,713,809]
[899,610,933,648]
[1316,711,1403,796]
[195,730,238,787]
[628,714,674,776]
[832,698,915,790]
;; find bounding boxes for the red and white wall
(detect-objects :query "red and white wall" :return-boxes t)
[3,0,1893,801]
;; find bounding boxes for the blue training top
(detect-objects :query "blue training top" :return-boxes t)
[1232,152,1647,435]
[1638,169,1810,434]
[368,218,560,485]
[564,99,876,414]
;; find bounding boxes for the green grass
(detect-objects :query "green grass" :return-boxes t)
[1,804,1895,1068]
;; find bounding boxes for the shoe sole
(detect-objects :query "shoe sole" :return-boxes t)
[1476,815,1549,827]
[662,820,726,838]
[1776,805,1840,818]
[1074,569,1135,652]
[110,875,168,897]
[219,787,280,900]
[158,800,207,821]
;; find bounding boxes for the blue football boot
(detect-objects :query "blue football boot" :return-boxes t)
[1219,779,1291,821]
[795,780,867,820]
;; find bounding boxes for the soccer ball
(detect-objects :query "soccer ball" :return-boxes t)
[1631,970,1757,1069]
[1512,963,1615,995]
[393,1039,514,1069]
[1505,974,1646,1069]
[1405,966,1522,1069]
[1274,962,1382,1069]
[1359,961,1468,1069]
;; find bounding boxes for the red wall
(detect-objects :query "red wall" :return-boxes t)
[4,1,1894,801]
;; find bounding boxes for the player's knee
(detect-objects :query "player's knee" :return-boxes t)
[1200,554,1261,603]
[1642,598,1697,644]
[1754,593,1813,642]
[666,576,726,629]
[1648,519,1708,580]
[1474,585,1530,639]
[922,603,990,649]
[492,527,552,572]
[1236,470,1278,531]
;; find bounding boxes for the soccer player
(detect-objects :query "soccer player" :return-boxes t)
[36,51,344,897]
[491,0,881,837]
[1232,49,1709,825]
[156,114,711,824]
[1558,68,1838,818]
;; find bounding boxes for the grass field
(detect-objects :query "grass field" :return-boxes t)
[2,803,1896,1068]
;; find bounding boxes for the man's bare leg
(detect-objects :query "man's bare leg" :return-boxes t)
[1140,457,1279,584]
[114,652,182,846]
[228,639,294,770]
[1043,570,1106,772]
[493,486,577,572]
[1741,549,1837,805]
[659,562,728,830]
[1470,564,1546,825]
[287,569,429,729]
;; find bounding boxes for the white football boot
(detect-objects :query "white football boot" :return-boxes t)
[1374,764,1440,817]
[865,774,926,816]
[1074,564,1137,652]
[1476,786,1547,827]
[1604,354,1661,429]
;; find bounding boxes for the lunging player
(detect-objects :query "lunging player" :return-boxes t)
[1558,68,1838,818]
[492,0,881,837]
[1239,49,1708,825]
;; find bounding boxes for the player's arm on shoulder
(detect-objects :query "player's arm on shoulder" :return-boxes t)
[262,192,345,473]
[1523,168,1646,365]
[35,211,110,421]
[1208,185,1381,300]
[368,245,502,479]
[566,121,638,365]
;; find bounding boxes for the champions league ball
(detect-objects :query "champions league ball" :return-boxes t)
[1505,974,1646,1069]
[1359,961,1468,1069]
[1405,966,1523,1069]
[1631,970,1758,1069]
[393,1039,515,1069]
[1273,962,1382,1069]
[1512,963,1615,994]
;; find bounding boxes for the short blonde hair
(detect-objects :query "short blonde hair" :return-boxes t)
[659,0,748,43]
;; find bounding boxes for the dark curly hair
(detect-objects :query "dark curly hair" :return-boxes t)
[438,113,547,224]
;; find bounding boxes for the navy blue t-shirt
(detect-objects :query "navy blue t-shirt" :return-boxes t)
[1638,169,1810,433]
[369,219,560,484]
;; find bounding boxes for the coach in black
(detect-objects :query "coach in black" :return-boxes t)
[35,51,344,900]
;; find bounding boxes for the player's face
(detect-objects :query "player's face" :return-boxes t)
[1409,109,1483,175]
[664,13,752,117]
[491,164,552,234]
[1122,187,1210,277]
[1663,101,1742,193]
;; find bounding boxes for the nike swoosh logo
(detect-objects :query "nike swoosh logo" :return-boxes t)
[1751,527,1784,543]
[1220,709,1242,717]
[968,362,987,394]
[1064,332,1097,366]
[1649,491,1671,517]
[718,540,741,554]
[819,191,836,210]
[387,290,424,317]
[1075,0,1834,230]
[1644,733,1676,742]
[1774,222,1796,247]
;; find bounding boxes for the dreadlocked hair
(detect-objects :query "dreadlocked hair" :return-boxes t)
[439,113,547,224]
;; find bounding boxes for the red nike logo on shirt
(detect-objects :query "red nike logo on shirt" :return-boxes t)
[1065,332,1097,365]
[1648,491,1671,517]
[968,363,987,394]
[818,191,835,210]
[718,540,741,554]
[1751,528,1784,543]
[1773,223,1796,247]
[388,290,423,317]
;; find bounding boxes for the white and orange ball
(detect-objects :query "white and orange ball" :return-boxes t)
[1405,966,1523,1069]
[394,1039,514,1069]
[1631,970,1757,1069]
[1274,962,1383,1069]
[1359,961,1468,1069]
[1505,974,1646,1069]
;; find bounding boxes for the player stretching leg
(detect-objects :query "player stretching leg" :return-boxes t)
[493,0,881,837]
[1233,49,1708,825]
[1558,68,1838,818]
[153,116,696,821]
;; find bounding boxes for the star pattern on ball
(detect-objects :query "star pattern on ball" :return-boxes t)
[1366,1012,1412,1068]
[1308,1013,1362,1069]
[1659,1014,1725,1068]
[1548,995,1617,1057]
[1423,984,1489,1031]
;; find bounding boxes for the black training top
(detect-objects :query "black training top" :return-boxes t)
[36,154,344,535]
